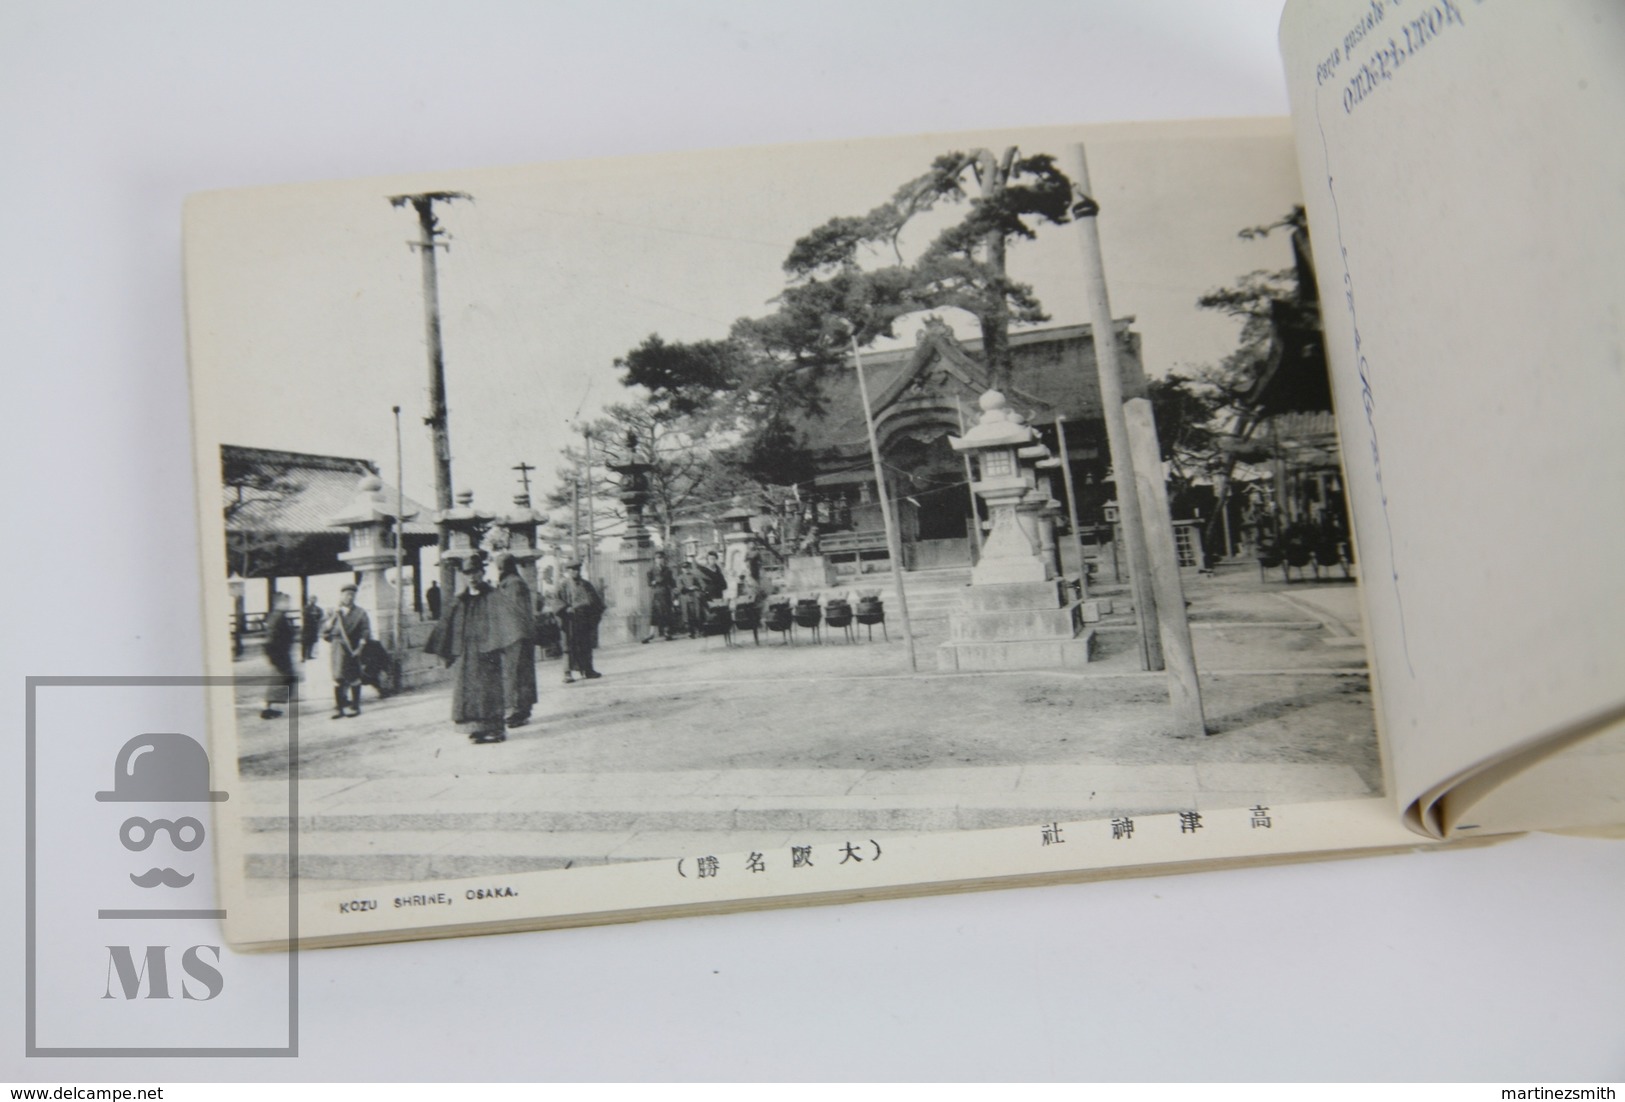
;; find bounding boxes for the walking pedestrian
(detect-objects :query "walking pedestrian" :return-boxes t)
[322,583,370,719]
[261,592,296,719]
[425,580,442,621]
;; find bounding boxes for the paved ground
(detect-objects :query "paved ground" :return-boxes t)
[230,563,1378,886]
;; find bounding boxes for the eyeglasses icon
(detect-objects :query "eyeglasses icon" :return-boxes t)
[119,816,205,852]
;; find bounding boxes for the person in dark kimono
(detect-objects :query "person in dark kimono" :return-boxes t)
[425,553,510,744]
[493,553,537,727]
[696,550,727,612]
[261,591,296,719]
[299,596,322,661]
[322,583,370,719]
[641,550,678,643]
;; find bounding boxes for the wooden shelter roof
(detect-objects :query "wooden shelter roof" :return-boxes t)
[221,445,438,579]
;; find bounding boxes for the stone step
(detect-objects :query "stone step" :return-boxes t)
[936,631,1096,672]
[237,761,1375,880]
[245,807,1143,880]
[820,570,973,619]
[245,789,1165,837]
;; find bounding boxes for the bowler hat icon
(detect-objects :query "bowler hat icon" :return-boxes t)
[96,733,229,803]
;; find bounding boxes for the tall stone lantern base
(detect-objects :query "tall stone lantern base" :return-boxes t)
[599,445,657,647]
[328,473,418,665]
[601,535,656,647]
[936,391,1094,672]
[935,579,1095,671]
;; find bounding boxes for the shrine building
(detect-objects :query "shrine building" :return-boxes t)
[777,316,1146,577]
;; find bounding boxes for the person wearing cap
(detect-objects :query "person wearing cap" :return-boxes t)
[556,559,604,682]
[677,558,705,638]
[322,583,371,718]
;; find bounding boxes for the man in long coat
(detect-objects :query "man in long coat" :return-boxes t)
[493,553,537,727]
[557,559,604,682]
[322,583,370,719]
[425,554,512,743]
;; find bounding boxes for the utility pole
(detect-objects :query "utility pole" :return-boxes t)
[581,426,596,582]
[389,189,471,600]
[570,473,581,563]
[1066,143,1203,736]
[1064,145,1161,673]
[512,461,535,500]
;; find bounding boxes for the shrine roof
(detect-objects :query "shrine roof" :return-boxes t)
[221,445,438,538]
[796,319,1145,460]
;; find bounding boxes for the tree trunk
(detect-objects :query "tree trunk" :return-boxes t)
[978,149,1014,394]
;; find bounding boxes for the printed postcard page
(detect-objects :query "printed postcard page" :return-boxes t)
[1280,0,1625,835]
[187,119,1408,945]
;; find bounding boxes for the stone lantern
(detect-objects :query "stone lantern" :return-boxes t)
[937,391,1094,672]
[497,493,548,594]
[719,499,758,592]
[435,490,494,593]
[950,391,1048,585]
[608,431,655,554]
[329,473,418,646]
[603,431,658,645]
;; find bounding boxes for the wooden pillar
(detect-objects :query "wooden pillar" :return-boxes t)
[1055,415,1088,594]
[957,401,984,559]
[1067,142,1161,671]
[411,544,423,615]
[1126,398,1206,736]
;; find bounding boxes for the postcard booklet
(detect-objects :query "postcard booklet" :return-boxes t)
[184,0,1623,947]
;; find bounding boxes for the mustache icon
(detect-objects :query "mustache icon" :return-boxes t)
[130,867,194,888]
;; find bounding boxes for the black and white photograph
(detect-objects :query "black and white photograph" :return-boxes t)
[192,120,1391,943]
[7,0,1623,1085]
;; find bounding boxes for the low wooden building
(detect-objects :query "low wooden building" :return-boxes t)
[221,444,439,616]
[784,316,1146,575]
